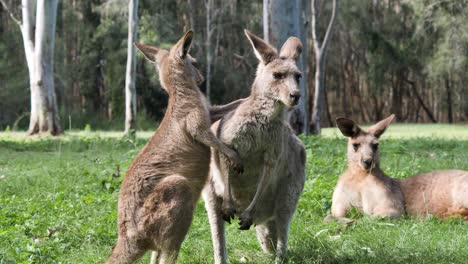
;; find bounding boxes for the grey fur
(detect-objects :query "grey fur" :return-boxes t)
[202,30,306,264]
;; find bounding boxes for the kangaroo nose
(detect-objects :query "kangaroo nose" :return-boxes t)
[289,91,301,105]
[362,159,373,170]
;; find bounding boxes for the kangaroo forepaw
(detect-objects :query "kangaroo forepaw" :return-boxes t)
[226,149,244,174]
[238,212,253,230]
[221,204,236,224]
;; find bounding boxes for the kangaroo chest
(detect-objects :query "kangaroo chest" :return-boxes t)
[340,175,403,215]
[228,121,286,214]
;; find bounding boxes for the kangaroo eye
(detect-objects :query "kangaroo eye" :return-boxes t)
[371,143,379,150]
[273,73,285,80]
[352,143,360,152]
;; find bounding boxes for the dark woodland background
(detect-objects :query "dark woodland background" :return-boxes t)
[0,0,467,132]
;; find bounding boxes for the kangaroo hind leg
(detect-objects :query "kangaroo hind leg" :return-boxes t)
[106,236,146,264]
[255,220,277,254]
[145,174,196,264]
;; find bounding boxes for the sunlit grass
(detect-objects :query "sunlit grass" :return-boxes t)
[321,123,468,139]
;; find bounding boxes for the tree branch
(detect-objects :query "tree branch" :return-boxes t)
[320,0,338,56]
[0,0,21,26]
[404,78,437,123]
[310,0,320,54]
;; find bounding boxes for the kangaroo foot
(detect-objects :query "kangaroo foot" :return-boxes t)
[238,211,253,230]
[221,202,237,224]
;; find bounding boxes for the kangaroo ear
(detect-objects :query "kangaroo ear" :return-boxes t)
[174,30,194,59]
[279,37,302,62]
[368,114,395,138]
[244,29,278,65]
[134,42,159,63]
[336,117,362,138]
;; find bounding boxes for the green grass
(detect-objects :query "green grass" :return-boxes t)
[0,124,467,263]
[321,123,468,139]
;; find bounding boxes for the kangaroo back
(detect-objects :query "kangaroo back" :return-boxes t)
[401,170,468,219]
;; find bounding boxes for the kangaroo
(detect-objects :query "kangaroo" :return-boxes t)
[203,30,306,264]
[330,114,468,220]
[106,31,242,264]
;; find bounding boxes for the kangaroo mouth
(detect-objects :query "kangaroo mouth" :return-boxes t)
[283,98,299,107]
[290,99,299,106]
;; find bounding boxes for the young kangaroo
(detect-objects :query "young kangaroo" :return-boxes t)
[331,115,468,219]
[203,30,306,264]
[106,31,242,264]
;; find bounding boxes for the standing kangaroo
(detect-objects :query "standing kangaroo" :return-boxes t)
[106,31,242,264]
[203,30,306,264]
[330,114,468,219]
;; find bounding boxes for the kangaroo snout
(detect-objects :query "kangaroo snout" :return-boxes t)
[289,90,301,105]
[361,159,373,170]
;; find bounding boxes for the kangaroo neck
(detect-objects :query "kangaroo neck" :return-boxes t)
[165,72,199,105]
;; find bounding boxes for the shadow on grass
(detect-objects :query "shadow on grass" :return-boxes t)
[288,233,465,264]
[0,136,148,152]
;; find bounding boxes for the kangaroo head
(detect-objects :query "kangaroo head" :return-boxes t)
[134,31,204,93]
[336,114,395,171]
[244,30,303,107]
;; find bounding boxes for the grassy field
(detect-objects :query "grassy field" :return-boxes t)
[0,124,467,263]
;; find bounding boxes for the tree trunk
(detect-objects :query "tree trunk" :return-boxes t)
[404,78,437,123]
[299,0,310,134]
[1,0,61,135]
[124,0,138,136]
[205,0,213,101]
[356,81,370,123]
[324,79,333,127]
[310,0,338,135]
[310,57,326,133]
[391,71,403,121]
[28,0,61,135]
[263,0,308,134]
[444,75,453,124]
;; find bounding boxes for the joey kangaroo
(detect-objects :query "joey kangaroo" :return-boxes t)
[106,31,242,264]
[330,114,468,220]
[203,30,306,264]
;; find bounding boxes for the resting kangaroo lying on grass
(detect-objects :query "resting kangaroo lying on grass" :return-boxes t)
[203,30,306,264]
[330,114,468,220]
[106,31,242,264]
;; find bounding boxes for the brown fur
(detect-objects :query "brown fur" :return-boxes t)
[106,31,242,264]
[330,115,468,220]
[401,170,468,219]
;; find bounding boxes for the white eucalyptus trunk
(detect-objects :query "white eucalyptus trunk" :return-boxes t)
[124,0,139,136]
[205,0,213,101]
[23,0,61,135]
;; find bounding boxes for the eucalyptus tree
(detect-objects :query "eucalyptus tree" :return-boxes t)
[124,0,139,136]
[1,0,61,135]
[310,0,338,135]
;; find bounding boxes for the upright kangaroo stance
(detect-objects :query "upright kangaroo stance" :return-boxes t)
[330,115,468,219]
[203,30,306,264]
[106,31,242,264]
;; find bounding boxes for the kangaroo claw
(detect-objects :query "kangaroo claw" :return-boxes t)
[221,204,236,224]
[238,212,253,230]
